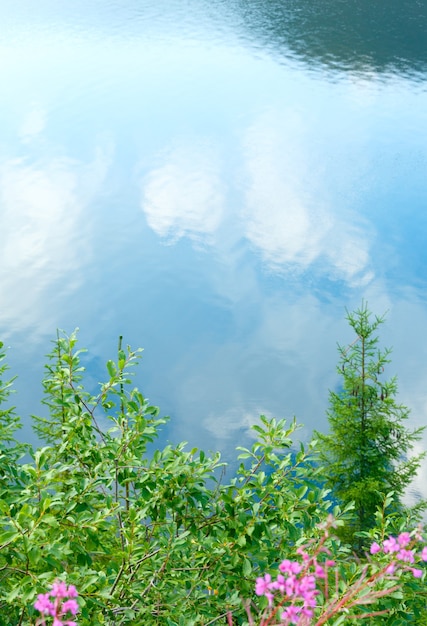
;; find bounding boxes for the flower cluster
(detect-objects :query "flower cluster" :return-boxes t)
[34,580,79,626]
[250,529,427,626]
[370,532,427,578]
[255,547,335,625]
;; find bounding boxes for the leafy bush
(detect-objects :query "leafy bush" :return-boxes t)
[0,332,425,625]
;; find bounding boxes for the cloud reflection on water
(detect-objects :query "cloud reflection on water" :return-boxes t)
[140,107,374,287]
[241,109,374,286]
[142,140,225,242]
[0,121,113,339]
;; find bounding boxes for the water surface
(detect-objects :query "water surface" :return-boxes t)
[1,0,427,500]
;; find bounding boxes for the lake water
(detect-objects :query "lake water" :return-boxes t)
[1,1,427,500]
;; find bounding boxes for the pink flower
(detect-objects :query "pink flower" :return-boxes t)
[281,604,301,624]
[34,580,79,625]
[271,574,287,594]
[397,532,411,547]
[302,590,319,609]
[34,593,55,616]
[397,549,415,563]
[61,599,79,615]
[51,581,69,599]
[255,573,272,596]
[265,592,274,607]
[370,542,381,554]
[279,560,302,575]
[383,537,399,554]
[285,574,297,596]
[301,607,314,619]
[298,575,316,594]
[66,585,78,598]
[412,568,423,578]
[421,546,427,561]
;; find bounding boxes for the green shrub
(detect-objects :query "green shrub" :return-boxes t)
[0,332,425,625]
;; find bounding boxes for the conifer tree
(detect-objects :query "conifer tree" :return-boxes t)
[316,303,425,546]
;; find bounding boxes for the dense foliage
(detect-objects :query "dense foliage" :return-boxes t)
[315,305,425,548]
[0,319,426,625]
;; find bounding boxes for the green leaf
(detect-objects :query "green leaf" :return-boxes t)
[242,558,252,576]
[106,360,117,377]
